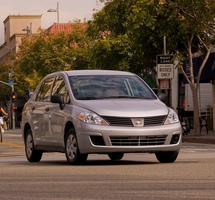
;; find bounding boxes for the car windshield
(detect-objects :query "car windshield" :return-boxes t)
[69,75,157,100]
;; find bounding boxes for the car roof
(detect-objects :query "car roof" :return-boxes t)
[54,70,135,77]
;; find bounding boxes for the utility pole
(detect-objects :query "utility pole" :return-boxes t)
[163,35,172,108]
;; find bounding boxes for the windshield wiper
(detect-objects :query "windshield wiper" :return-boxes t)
[76,96,102,100]
[103,96,151,99]
[77,96,152,100]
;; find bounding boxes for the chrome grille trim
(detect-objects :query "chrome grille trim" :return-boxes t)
[102,116,133,126]
[144,116,166,126]
[110,135,167,146]
[102,115,166,126]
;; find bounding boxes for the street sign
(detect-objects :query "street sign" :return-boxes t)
[8,80,14,84]
[29,90,34,98]
[160,79,169,89]
[157,55,174,79]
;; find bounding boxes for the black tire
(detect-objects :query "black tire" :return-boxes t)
[155,151,179,163]
[65,128,88,165]
[108,153,124,160]
[25,129,43,162]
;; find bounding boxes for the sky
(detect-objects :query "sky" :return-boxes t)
[0,0,103,44]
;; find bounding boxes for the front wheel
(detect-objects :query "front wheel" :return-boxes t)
[108,153,124,160]
[155,151,179,163]
[25,129,43,162]
[65,128,88,165]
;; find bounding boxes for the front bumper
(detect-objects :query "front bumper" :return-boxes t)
[76,123,182,154]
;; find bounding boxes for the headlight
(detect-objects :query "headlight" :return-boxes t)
[78,111,109,125]
[164,108,179,124]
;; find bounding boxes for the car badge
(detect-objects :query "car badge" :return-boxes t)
[132,118,144,127]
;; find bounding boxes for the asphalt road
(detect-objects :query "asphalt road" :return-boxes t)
[1,133,215,200]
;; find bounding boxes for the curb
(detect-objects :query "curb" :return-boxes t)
[4,129,22,135]
[182,136,215,144]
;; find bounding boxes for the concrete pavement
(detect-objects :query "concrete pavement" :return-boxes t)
[4,128,22,135]
[2,127,215,144]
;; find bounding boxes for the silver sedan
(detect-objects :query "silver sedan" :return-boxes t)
[21,70,182,164]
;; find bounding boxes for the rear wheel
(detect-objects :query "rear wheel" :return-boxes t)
[155,151,179,163]
[25,129,43,162]
[108,153,124,160]
[65,128,88,164]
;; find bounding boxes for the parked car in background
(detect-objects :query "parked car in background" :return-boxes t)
[21,70,182,164]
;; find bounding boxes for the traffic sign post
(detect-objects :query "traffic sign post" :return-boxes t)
[157,55,174,79]
[156,55,174,108]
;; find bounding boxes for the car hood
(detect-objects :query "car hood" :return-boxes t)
[76,99,169,117]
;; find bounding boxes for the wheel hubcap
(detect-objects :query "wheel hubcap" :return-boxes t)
[26,134,33,158]
[66,134,77,160]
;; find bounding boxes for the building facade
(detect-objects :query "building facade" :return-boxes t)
[0,15,42,63]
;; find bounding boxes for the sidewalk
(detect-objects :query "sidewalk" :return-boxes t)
[182,129,215,144]
[4,128,22,135]
[3,128,215,144]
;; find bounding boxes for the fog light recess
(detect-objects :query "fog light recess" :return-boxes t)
[90,136,105,146]
[170,134,180,144]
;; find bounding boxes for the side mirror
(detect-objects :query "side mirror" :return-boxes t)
[157,93,167,102]
[51,94,65,110]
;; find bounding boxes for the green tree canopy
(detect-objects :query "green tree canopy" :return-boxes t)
[15,23,91,93]
[89,0,215,135]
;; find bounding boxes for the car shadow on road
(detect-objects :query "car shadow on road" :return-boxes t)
[5,158,200,166]
[11,159,162,166]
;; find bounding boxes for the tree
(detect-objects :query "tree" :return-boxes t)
[0,54,15,107]
[15,22,91,92]
[88,0,177,79]
[16,20,131,93]
[165,0,215,135]
[92,0,215,135]
[87,34,131,71]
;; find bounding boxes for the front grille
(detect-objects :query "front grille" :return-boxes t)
[110,135,167,146]
[102,116,133,126]
[144,116,166,126]
[101,115,166,126]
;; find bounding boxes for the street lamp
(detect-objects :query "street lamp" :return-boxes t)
[47,2,60,33]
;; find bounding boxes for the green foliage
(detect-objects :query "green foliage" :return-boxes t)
[15,24,92,92]
[89,0,215,80]
[88,0,166,78]
[89,0,215,136]
[0,57,16,101]
[88,34,130,71]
